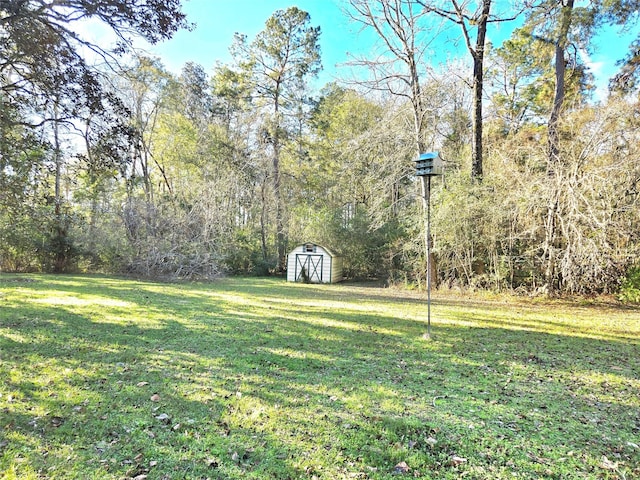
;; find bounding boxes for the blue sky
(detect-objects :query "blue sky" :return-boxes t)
[141,0,636,96]
[144,0,364,85]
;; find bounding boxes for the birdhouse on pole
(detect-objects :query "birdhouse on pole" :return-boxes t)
[413,152,444,177]
[413,151,443,340]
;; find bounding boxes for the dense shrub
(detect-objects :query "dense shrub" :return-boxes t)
[619,266,640,303]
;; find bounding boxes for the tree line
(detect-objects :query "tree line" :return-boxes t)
[1,0,639,296]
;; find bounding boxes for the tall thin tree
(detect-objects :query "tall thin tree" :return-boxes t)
[232,7,321,270]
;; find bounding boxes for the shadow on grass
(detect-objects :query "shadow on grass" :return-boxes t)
[1,274,639,478]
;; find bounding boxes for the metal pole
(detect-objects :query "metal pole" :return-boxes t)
[419,174,432,338]
[426,175,432,338]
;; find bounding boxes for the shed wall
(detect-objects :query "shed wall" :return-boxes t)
[286,244,343,284]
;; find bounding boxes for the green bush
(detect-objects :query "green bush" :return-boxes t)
[618,266,640,303]
[223,229,277,276]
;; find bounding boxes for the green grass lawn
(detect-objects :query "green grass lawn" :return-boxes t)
[1,274,638,479]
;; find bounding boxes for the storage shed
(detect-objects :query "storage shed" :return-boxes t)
[286,243,343,284]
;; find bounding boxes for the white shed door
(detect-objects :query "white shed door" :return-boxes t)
[295,254,323,283]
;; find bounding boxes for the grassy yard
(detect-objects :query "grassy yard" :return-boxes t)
[0,275,638,479]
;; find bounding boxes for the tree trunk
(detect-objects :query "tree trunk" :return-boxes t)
[52,102,67,273]
[272,83,286,272]
[273,138,286,271]
[543,0,574,293]
[260,178,269,263]
[471,0,491,181]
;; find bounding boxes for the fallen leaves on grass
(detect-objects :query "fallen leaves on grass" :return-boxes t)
[450,455,467,467]
[600,456,619,470]
[50,416,65,427]
[393,461,410,474]
[155,413,170,423]
[425,436,438,448]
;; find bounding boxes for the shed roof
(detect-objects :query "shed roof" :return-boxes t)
[290,242,340,258]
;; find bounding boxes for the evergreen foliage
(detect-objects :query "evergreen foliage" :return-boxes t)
[620,266,640,303]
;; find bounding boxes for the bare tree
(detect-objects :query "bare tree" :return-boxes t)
[414,0,521,180]
[346,0,445,284]
[346,0,440,155]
